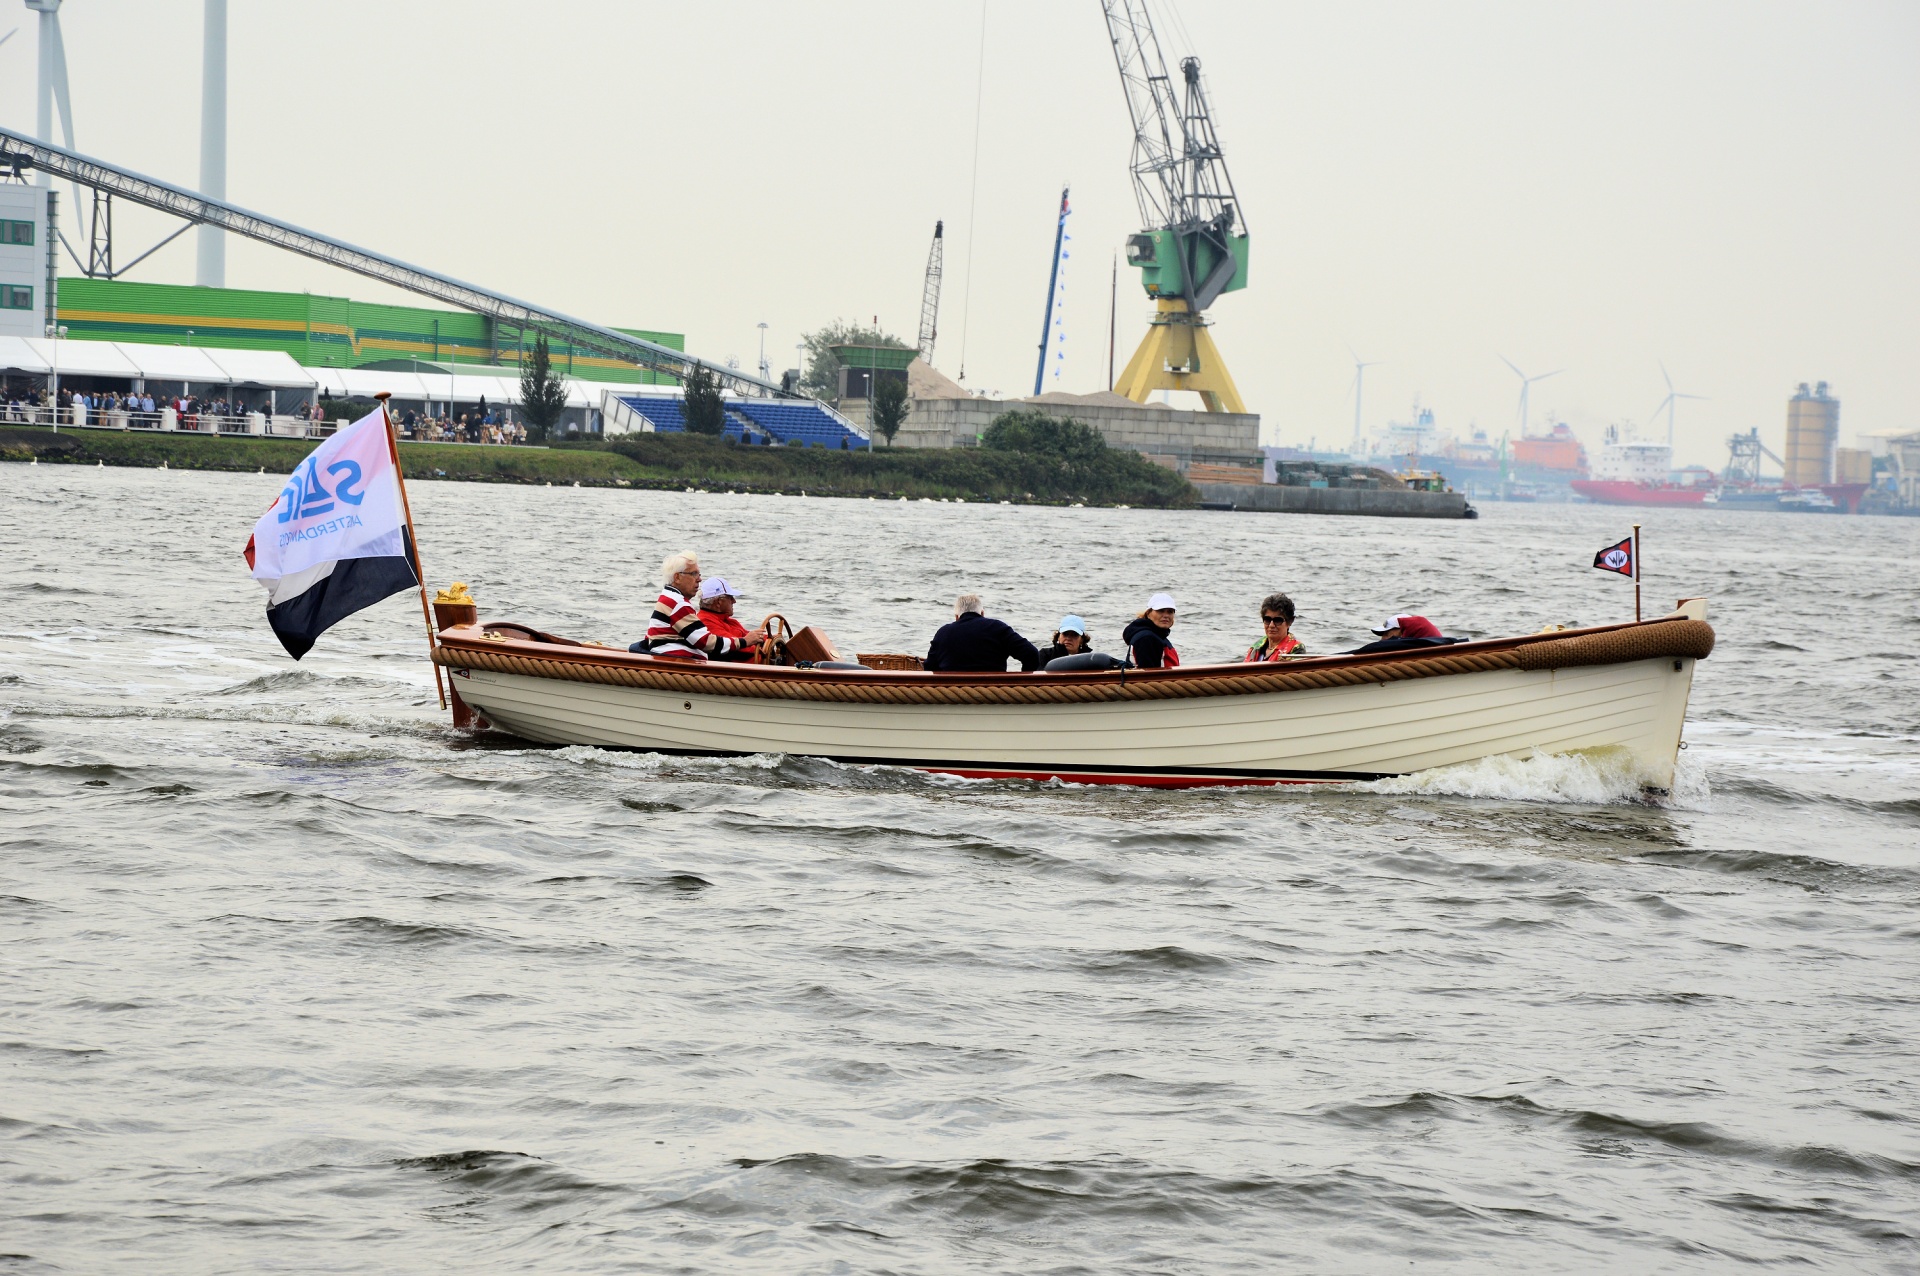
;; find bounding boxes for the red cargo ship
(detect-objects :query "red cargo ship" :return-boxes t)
[1571,430,1714,506]
[1570,480,1710,506]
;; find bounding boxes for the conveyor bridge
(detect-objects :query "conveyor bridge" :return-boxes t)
[0,125,782,396]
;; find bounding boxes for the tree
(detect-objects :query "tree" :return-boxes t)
[870,376,910,446]
[518,334,568,442]
[682,363,727,435]
[799,320,909,400]
[981,409,1108,462]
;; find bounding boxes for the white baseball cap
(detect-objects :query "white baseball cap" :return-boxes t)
[699,577,737,601]
[1370,615,1407,634]
[1147,592,1177,612]
[1058,615,1087,635]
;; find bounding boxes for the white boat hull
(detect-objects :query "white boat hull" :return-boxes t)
[450,653,1698,789]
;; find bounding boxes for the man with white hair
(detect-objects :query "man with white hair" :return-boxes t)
[631,550,766,660]
[925,593,1042,673]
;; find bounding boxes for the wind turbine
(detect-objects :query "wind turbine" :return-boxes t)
[1349,348,1379,456]
[1650,362,1706,447]
[1500,355,1562,436]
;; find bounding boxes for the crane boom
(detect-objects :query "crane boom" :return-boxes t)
[1100,0,1243,246]
[917,220,943,363]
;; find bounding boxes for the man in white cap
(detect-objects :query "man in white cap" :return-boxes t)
[1123,592,1181,668]
[1348,612,1457,655]
[696,575,756,662]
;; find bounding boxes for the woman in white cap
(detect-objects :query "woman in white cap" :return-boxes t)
[1123,592,1180,668]
[1036,615,1093,667]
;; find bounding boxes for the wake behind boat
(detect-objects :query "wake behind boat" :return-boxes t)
[431,603,1714,791]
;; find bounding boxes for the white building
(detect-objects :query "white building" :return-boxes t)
[0,185,53,339]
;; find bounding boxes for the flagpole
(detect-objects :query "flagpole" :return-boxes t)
[377,393,448,711]
[1628,518,1643,617]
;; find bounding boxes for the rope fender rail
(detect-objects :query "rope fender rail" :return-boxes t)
[433,618,1715,707]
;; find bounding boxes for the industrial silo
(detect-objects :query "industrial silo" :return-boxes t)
[1785,381,1839,488]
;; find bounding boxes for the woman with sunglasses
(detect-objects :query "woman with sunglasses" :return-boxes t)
[1244,593,1306,662]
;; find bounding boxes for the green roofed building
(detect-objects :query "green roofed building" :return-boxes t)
[828,343,915,399]
[55,278,682,384]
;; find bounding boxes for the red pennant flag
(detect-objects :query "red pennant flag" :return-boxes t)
[1593,537,1634,577]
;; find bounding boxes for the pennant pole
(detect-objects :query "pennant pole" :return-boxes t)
[1632,522,1642,623]
[377,393,448,711]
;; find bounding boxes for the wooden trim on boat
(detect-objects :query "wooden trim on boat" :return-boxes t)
[432,613,1715,708]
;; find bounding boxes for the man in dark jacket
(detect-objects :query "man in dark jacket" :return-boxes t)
[1347,613,1462,654]
[926,594,1042,672]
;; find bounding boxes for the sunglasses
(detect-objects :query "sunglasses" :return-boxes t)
[1261,615,1291,624]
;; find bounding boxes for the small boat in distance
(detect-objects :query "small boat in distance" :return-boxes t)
[432,603,1715,792]
[1779,488,1841,513]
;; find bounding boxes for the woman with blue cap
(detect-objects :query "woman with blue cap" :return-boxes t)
[1036,615,1093,667]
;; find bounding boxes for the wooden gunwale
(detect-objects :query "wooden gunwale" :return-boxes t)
[433,612,1714,705]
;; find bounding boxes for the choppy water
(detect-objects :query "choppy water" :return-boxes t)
[3,462,1918,1273]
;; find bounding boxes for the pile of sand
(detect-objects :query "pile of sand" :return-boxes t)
[1021,389,1158,410]
[906,359,970,400]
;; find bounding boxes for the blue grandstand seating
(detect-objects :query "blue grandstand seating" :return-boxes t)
[618,395,687,432]
[617,393,864,448]
[733,400,865,448]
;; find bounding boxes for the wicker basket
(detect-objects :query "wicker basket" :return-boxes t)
[856,652,925,671]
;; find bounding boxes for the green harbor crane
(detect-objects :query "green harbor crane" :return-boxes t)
[1099,0,1249,413]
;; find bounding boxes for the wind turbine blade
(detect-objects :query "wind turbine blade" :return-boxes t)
[1676,392,1708,401]
[49,14,75,149]
[1499,354,1524,379]
[1531,369,1564,384]
[48,14,88,229]
[0,27,18,51]
[1660,361,1673,394]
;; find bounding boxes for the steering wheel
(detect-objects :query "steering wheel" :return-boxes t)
[757,613,794,665]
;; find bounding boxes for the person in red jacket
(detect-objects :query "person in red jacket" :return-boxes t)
[697,576,757,662]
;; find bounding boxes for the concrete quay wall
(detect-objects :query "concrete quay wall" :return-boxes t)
[1196,481,1470,519]
[886,396,1261,456]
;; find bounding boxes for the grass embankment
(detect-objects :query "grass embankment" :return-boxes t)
[0,425,636,486]
[588,428,1195,507]
[0,421,1198,508]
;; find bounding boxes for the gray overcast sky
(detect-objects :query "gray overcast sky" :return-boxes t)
[4,1,1916,465]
